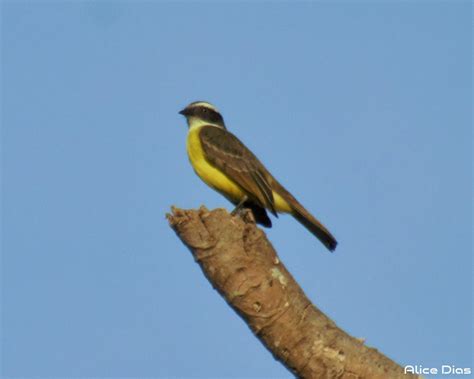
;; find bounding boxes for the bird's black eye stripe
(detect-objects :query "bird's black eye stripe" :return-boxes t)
[188,106,225,127]
[198,107,216,119]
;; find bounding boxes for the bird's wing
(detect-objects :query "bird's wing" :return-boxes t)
[199,125,277,216]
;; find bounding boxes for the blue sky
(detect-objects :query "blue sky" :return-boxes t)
[1,1,472,378]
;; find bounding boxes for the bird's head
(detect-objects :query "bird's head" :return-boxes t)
[179,101,226,129]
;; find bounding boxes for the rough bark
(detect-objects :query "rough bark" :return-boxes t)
[167,206,418,379]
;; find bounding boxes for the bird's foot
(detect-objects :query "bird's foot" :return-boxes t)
[231,195,249,216]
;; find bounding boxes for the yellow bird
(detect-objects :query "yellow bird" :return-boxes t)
[180,101,337,252]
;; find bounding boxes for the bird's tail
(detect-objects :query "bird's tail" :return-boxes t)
[291,205,337,252]
[275,184,337,252]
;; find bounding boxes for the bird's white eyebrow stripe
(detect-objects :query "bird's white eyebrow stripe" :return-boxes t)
[190,102,219,113]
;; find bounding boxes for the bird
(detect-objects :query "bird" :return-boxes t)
[179,101,337,252]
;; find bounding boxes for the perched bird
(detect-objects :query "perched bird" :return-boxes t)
[179,101,337,252]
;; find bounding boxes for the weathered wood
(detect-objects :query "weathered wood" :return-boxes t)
[167,206,418,379]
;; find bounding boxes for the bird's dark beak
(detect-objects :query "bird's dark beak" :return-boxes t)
[179,108,188,116]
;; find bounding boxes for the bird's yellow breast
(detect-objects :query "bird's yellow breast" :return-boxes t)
[186,124,245,203]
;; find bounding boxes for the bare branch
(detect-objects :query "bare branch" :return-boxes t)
[167,206,418,379]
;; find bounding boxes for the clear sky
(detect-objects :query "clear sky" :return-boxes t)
[1,1,472,378]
